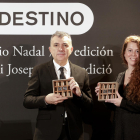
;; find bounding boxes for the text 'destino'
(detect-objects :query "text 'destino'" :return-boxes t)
[0,3,94,35]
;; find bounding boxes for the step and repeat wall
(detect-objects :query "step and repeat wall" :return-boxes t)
[0,0,139,140]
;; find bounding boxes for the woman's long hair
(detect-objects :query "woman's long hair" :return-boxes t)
[121,35,140,103]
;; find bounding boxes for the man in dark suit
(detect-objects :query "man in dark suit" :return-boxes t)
[23,31,93,140]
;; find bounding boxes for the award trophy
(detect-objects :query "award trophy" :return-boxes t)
[98,82,118,101]
[52,79,73,98]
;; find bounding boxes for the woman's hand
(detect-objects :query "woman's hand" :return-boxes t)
[105,91,123,107]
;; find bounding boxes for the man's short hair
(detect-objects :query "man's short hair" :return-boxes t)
[50,31,72,46]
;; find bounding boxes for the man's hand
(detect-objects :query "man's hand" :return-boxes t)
[95,83,100,96]
[69,77,82,97]
[45,93,68,105]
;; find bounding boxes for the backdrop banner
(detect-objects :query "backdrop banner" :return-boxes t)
[0,0,139,140]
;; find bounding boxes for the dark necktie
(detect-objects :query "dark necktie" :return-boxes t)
[59,67,66,79]
[59,67,67,124]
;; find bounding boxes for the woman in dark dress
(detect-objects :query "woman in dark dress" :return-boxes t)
[95,35,140,140]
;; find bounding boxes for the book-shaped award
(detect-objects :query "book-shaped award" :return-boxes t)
[52,79,73,98]
[98,82,118,101]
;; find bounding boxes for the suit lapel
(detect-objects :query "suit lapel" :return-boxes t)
[69,61,77,78]
[47,59,58,80]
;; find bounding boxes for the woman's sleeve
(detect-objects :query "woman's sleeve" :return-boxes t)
[120,99,140,113]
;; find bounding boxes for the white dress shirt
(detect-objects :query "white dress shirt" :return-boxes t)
[53,59,71,79]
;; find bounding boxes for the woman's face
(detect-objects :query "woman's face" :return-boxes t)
[124,42,139,67]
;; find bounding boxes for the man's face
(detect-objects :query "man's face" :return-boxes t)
[49,36,73,65]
